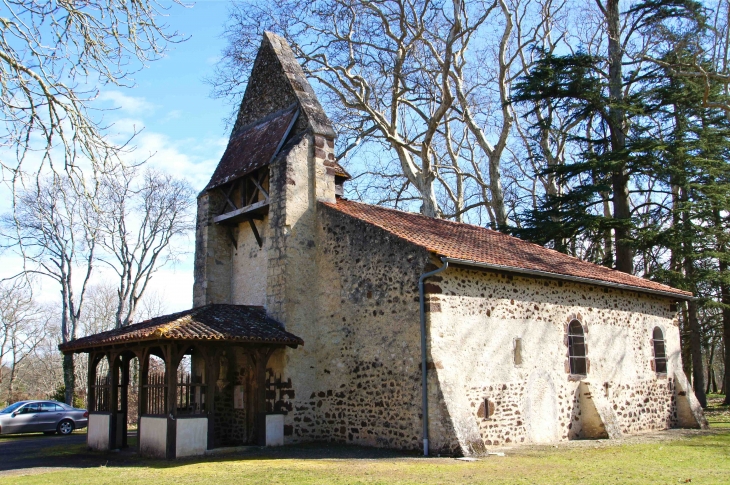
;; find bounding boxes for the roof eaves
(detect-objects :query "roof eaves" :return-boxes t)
[439,256,693,300]
[59,334,304,354]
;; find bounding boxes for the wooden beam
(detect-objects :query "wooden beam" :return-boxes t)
[213,199,269,225]
[248,219,263,248]
[217,181,239,214]
[120,355,131,448]
[254,346,277,445]
[164,344,178,459]
[109,352,121,450]
[246,176,258,206]
[138,348,150,417]
[251,172,269,199]
[88,352,98,412]
[204,347,219,450]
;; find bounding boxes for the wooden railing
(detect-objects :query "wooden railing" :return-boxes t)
[176,372,206,415]
[92,375,111,412]
[144,372,167,415]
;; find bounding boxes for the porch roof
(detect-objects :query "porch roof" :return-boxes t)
[59,304,303,353]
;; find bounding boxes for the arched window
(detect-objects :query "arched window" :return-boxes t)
[652,327,667,374]
[568,320,587,375]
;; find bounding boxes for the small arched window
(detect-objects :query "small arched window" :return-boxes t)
[652,327,667,374]
[568,320,587,375]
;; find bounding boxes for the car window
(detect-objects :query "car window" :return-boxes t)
[18,403,40,414]
[0,402,26,414]
[40,402,58,412]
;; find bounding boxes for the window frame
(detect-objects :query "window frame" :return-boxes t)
[652,327,668,375]
[568,320,588,376]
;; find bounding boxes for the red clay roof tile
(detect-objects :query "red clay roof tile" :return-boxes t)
[59,304,303,353]
[206,106,298,190]
[322,199,691,299]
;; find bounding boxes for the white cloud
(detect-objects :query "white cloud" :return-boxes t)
[97,91,156,115]
[126,131,226,191]
[163,110,183,121]
[0,88,229,318]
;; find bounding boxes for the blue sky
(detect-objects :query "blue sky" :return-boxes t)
[95,1,237,312]
[1,1,243,314]
[125,0,232,146]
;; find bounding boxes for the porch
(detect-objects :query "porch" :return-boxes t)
[58,304,302,459]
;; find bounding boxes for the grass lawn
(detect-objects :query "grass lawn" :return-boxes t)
[705,393,730,427]
[3,402,730,485]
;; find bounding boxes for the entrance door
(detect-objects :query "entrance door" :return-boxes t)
[4,403,41,433]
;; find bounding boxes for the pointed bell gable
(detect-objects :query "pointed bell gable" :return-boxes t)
[205,32,336,191]
[230,31,335,139]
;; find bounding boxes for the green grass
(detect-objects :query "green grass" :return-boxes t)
[4,430,730,485]
[706,394,730,428]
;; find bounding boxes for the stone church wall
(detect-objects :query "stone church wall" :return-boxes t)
[427,265,703,453]
[193,30,703,456]
[265,202,437,451]
[193,190,232,307]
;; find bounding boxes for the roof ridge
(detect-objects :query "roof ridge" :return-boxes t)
[151,305,212,338]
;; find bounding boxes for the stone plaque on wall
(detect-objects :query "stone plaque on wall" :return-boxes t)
[234,385,245,409]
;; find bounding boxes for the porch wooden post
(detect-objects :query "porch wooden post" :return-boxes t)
[138,349,150,416]
[204,347,218,450]
[136,348,150,453]
[164,344,180,459]
[120,355,131,448]
[87,352,97,413]
[254,347,275,445]
[109,352,121,450]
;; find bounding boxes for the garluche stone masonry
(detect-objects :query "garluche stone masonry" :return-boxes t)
[192,31,706,456]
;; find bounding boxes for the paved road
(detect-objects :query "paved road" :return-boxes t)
[0,431,137,476]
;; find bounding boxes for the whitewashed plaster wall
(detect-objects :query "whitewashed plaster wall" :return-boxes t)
[427,265,705,454]
[231,216,268,306]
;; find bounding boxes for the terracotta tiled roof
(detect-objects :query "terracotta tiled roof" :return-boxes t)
[322,199,691,299]
[206,106,298,190]
[334,162,351,179]
[59,305,303,353]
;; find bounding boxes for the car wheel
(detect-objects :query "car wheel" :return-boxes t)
[57,419,74,436]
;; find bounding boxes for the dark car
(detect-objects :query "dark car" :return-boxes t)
[0,400,88,435]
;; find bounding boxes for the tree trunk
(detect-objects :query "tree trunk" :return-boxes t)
[687,299,707,407]
[63,353,76,406]
[418,173,439,218]
[489,153,508,229]
[722,341,727,395]
[605,0,633,274]
[706,341,715,395]
[716,218,730,402]
[720,280,730,405]
[8,361,18,401]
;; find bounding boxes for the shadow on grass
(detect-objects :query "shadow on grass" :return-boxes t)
[0,432,423,475]
[1,428,727,476]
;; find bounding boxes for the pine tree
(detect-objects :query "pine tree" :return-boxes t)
[633,45,730,408]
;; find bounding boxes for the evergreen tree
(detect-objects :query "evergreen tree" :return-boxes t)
[511,0,730,406]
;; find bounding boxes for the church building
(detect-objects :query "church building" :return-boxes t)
[61,32,706,459]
